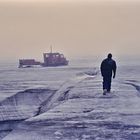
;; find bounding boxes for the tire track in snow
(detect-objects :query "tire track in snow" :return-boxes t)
[124,82,140,94]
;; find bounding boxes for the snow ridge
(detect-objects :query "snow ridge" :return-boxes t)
[0,88,56,139]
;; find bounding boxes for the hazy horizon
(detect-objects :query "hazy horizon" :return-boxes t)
[0,0,140,62]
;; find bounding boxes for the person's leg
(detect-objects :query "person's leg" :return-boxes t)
[103,77,108,95]
[107,77,112,92]
[103,77,107,89]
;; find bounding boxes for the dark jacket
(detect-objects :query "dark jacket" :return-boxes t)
[100,58,116,78]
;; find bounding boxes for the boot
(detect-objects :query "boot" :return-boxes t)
[103,89,107,95]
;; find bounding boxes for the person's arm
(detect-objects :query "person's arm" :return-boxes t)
[113,61,117,78]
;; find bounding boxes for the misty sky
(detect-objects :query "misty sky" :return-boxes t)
[0,0,140,61]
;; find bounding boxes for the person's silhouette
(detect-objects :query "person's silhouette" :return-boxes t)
[100,53,117,95]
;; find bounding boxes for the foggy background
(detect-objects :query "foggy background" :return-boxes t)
[0,0,140,62]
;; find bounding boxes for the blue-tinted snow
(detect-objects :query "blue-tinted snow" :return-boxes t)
[0,58,140,140]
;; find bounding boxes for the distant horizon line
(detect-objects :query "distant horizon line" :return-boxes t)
[0,54,139,63]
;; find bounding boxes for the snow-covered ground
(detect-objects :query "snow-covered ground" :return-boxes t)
[0,59,140,139]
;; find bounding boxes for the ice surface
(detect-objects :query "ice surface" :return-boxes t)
[0,62,140,139]
[0,88,56,139]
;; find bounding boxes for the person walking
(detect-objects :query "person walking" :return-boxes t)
[100,53,117,95]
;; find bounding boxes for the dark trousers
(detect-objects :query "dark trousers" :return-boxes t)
[103,76,112,92]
